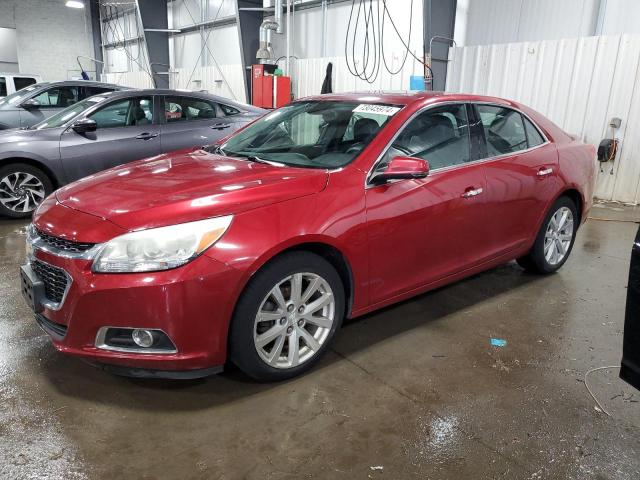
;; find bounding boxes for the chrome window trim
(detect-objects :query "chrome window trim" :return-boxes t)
[95,326,178,355]
[365,100,550,188]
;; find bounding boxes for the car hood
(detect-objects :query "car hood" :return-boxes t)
[55,149,329,231]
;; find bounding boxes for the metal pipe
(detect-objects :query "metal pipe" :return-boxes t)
[275,0,283,34]
[321,0,327,57]
[257,18,279,63]
[286,0,291,74]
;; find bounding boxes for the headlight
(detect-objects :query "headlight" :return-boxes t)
[92,216,233,273]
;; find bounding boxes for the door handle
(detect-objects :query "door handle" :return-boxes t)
[211,123,231,130]
[537,167,553,177]
[136,132,159,140]
[461,187,483,198]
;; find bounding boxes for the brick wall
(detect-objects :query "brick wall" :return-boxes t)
[0,0,95,81]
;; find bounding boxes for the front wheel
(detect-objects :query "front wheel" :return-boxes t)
[229,252,345,381]
[517,196,578,274]
[0,164,52,218]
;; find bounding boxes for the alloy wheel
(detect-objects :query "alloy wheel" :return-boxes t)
[0,172,45,213]
[253,272,335,369]
[544,206,574,266]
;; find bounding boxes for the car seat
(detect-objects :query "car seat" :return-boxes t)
[131,105,150,125]
[353,118,379,143]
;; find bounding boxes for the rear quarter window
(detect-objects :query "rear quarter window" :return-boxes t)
[219,103,241,116]
[523,117,545,147]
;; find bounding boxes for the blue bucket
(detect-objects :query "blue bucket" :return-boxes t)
[409,75,425,91]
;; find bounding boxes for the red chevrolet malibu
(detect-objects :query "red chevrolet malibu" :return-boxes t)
[20,92,596,381]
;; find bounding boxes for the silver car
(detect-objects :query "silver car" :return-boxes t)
[0,89,266,217]
[0,80,126,130]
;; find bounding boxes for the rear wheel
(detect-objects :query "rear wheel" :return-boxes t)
[0,164,52,218]
[229,252,345,381]
[517,196,577,274]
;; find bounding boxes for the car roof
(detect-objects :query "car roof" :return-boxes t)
[93,88,261,110]
[299,91,517,108]
[0,72,40,77]
[39,80,128,89]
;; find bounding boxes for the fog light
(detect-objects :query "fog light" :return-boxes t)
[132,329,154,348]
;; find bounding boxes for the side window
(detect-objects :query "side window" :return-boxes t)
[523,116,545,148]
[164,96,218,122]
[14,77,37,90]
[88,97,153,129]
[32,86,80,108]
[379,104,471,172]
[477,105,528,156]
[0,77,6,97]
[219,103,240,116]
[84,86,114,98]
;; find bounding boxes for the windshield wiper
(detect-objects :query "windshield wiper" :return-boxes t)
[244,155,285,167]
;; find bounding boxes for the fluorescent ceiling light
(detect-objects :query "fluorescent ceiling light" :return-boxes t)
[65,1,85,8]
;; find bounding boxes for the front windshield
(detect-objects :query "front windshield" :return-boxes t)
[214,101,402,169]
[33,95,108,130]
[0,84,41,107]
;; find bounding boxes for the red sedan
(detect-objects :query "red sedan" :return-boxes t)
[20,92,596,381]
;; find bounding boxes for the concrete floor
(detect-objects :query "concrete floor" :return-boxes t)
[1,204,640,479]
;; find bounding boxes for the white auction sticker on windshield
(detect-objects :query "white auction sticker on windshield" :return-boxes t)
[353,104,401,116]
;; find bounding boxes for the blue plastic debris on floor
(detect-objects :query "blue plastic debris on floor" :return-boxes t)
[490,338,507,347]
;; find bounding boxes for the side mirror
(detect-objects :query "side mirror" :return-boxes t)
[71,118,97,134]
[371,156,429,184]
[20,99,40,109]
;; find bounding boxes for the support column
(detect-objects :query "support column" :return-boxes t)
[236,0,263,103]
[88,0,104,80]
[136,0,170,88]
[423,0,457,91]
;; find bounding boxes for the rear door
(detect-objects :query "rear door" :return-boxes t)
[365,103,492,304]
[159,95,241,153]
[474,104,559,257]
[59,95,161,181]
[19,84,81,127]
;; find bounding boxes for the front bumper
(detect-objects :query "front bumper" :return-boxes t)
[26,246,244,375]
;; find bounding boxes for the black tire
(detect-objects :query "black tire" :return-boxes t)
[517,196,578,274]
[0,163,53,218]
[229,251,345,382]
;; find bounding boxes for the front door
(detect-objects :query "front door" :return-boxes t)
[59,95,161,182]
[474,104,560,257]
[365,103,491,305]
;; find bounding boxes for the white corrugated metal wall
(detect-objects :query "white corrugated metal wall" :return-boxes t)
[280,53,425,100]
[101,63,245,101]
[446,34,640,204]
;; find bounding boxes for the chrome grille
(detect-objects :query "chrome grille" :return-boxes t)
[31,260,69,304]
[36,229,95,253]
